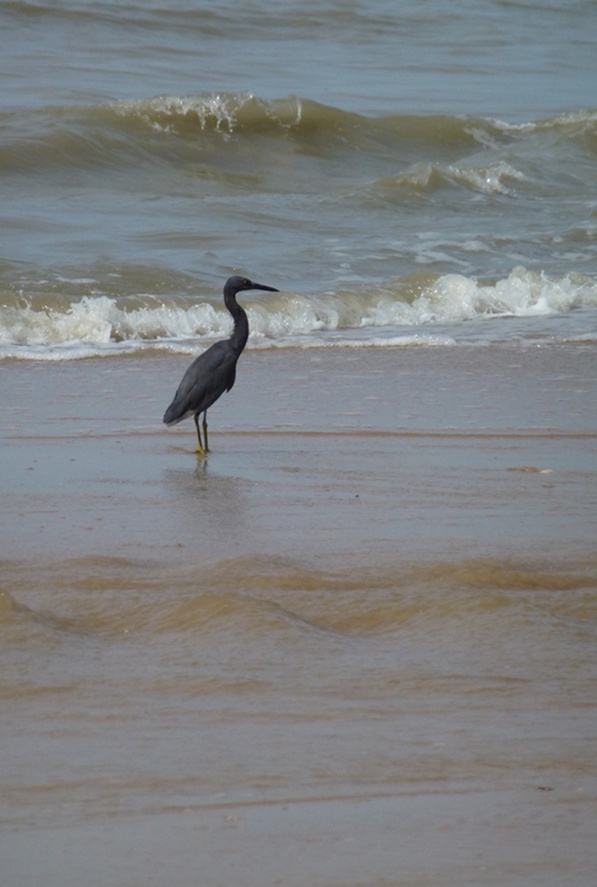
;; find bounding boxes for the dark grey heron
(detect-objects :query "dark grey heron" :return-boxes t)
[163,275,279,453]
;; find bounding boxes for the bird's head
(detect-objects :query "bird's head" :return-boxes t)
[225,276,279,295]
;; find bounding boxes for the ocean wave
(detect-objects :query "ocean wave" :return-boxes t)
[369,159,527,198]
[0,94,472,175]
[1,268,595,360]
[106,95,597,147]
[2,93,595,176]
[489,109,597,137]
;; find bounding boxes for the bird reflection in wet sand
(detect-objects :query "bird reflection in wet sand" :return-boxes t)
[163,276,279,453]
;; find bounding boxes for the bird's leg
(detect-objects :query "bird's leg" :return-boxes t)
[193,413,204,454]
[202,412,209,452]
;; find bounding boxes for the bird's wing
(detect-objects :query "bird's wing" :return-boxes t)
[166,341,238,422]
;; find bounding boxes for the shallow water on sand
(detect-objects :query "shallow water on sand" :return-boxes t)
[2,346,597,886]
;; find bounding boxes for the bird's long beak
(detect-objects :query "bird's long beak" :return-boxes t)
[252,283,279,292]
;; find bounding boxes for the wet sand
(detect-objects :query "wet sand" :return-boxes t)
[2,344,597,886]
[2,344,596,566]
[5,787,596,887]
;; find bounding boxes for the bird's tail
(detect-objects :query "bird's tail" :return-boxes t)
[163,401,187,426]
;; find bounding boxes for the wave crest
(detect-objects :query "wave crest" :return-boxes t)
[1,268,595,359]
[2,94,595,176]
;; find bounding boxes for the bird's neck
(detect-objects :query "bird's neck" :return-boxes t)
[226,296,249,354]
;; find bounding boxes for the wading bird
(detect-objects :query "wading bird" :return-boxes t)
[163,275,279,453]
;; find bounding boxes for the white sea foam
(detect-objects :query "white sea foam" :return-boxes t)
[447,160,526,195]
[394,158,526,195]
[489,109,597,135]
[361,268,597,327]
[111,92,256,136]
[110,92,306,139]
[1,268,595,360]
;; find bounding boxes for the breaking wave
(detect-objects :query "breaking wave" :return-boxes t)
[1,93,595,179]
[1,267,595,360]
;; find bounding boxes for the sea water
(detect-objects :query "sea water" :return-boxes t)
[1,1,596,360]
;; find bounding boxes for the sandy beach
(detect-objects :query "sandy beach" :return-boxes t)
[2,344,596,887]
